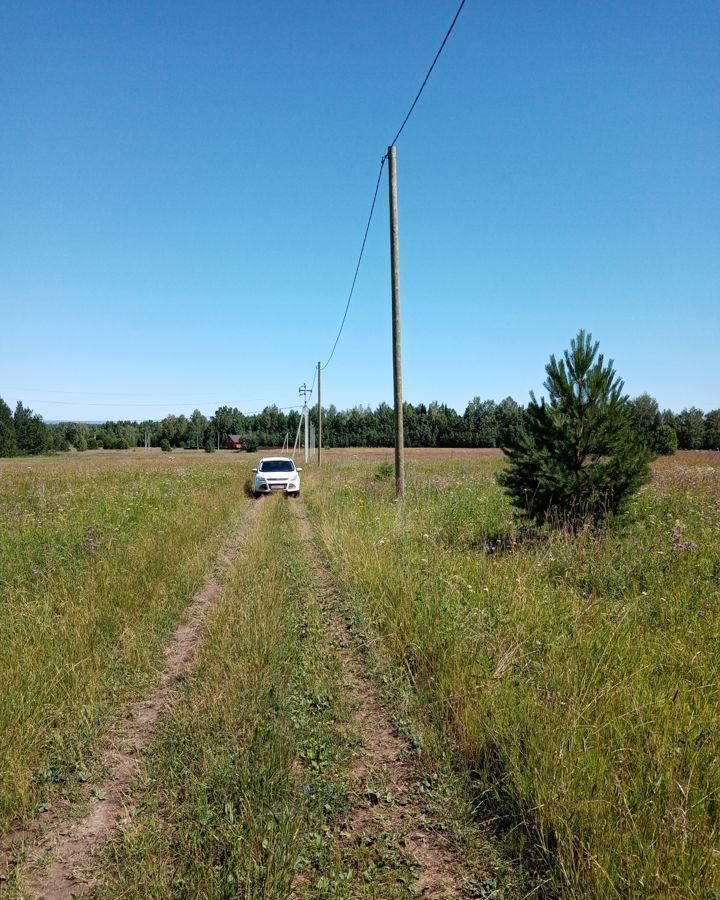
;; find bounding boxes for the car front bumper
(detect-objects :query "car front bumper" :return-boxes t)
[255,480,300,494]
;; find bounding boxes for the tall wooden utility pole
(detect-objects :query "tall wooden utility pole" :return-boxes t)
[317,361,322,467]
[387,145,405,500]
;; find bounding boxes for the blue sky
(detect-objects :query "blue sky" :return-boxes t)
[1,0,718,422]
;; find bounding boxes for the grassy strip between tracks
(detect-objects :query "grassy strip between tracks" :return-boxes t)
[304,454,720,899]
[94,495,354,897]
[0,453,249,836]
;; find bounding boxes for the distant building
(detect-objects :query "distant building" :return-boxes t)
[226,434,243,450]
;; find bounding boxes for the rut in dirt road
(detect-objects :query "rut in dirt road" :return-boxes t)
[4,502,260,900]
[293,501,464,898]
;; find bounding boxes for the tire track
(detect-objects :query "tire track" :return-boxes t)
[3,501,261,900]
[293,501,463,898]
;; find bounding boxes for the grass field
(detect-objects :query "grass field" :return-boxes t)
[306,450,720,897]
[0,450,249,835]
[2,448,718,898]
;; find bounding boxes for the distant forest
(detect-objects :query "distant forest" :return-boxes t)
[1,394,719,457]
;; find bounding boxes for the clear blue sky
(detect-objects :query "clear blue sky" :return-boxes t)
[2,0,718,422]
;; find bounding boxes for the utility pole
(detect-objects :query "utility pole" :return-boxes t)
[299,383,310,464]
[388,144,405,500]
[317,361,322,467]
[292,415,302,461]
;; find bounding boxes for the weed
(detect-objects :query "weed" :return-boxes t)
[304,452,720,897]
[373,460,394,481]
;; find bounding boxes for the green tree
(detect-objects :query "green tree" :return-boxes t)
[0,397,17,456]
[499,330,652,528]
[464,398,498,447]
[655,424,678,455]
[14,402,50,455]
[496,396,524,448]
[704,409,720,450]
[243,433,259,453]
[374,403,394,447]
[629,394,662,450]
[212,406,237,448]
[189,409,208,449]
[675,408,705,450]
[405,402,434,447]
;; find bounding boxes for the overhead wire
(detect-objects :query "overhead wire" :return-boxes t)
[387,0,468,148]
[321,158,386,372]
[15,398,299,409]
[317,0,468,375]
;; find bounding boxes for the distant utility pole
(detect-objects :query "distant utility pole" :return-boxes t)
[317,361,322,467]
[388,145,405,501]
[299,382,310,464]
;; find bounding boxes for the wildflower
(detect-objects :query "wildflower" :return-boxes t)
[669,526,697,553]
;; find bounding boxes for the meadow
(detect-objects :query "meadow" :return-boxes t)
[306,450,720,897]
[1,447,717,898]
[0,450,249,835]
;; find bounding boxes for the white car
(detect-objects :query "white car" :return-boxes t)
[252,457,302,497]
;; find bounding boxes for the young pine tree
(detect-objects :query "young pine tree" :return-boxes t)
[499,330,652,528]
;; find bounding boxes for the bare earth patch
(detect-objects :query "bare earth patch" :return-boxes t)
[293,502,463,898]
[2,503,259,900]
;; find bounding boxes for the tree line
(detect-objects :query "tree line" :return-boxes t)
[0,393,718,458]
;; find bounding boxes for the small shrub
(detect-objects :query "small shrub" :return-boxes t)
[160,439,172,452]
[373,460,394,481]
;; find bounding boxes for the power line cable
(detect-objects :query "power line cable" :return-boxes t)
[388,0,468,148]
[0,387,294,403]
[318,0,468,375]
[23,398,299,410]
[321,157,386,371]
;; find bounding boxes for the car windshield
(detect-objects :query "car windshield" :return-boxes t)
[259,460,295,472]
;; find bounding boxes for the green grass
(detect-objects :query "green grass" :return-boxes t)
[5,448,718,897]
[304,452,720,898]
[0,451,249,833]
[94,495,356,897]
[95,494,509,898]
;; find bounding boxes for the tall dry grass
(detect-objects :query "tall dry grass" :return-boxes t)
[0,451,249,833]
[305,453,720,897]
